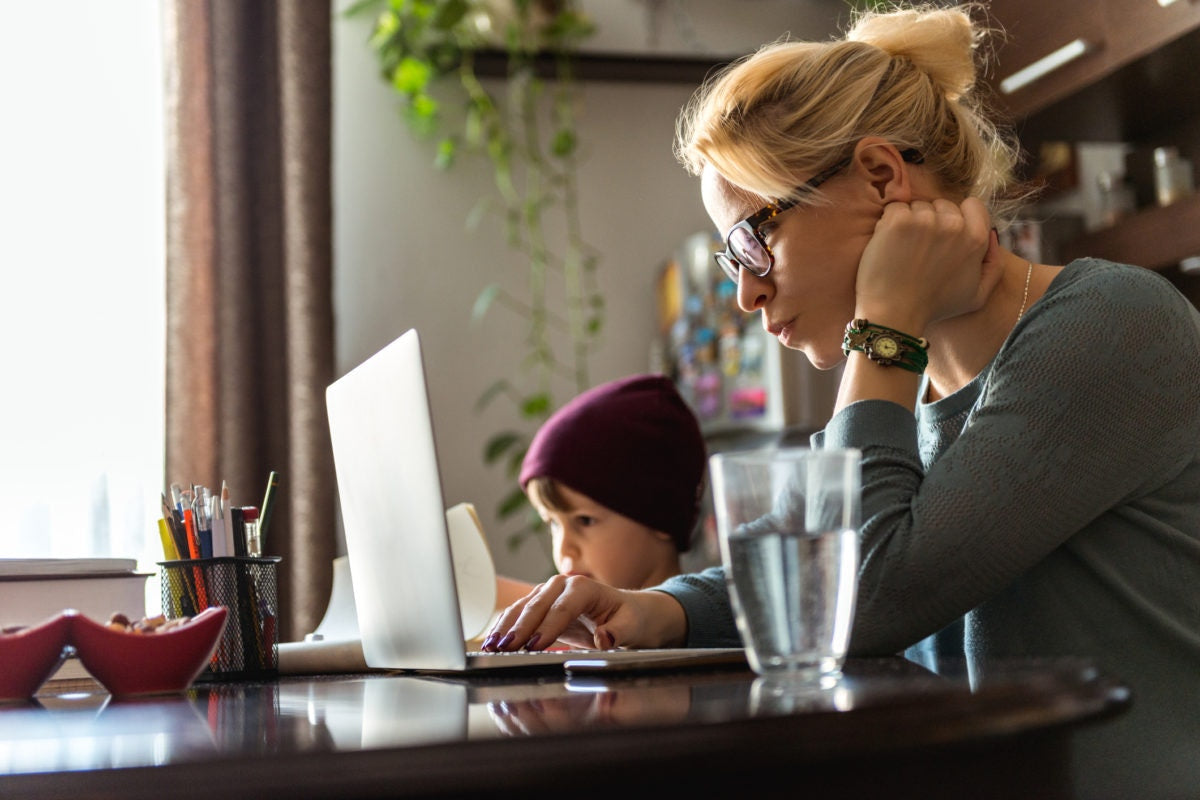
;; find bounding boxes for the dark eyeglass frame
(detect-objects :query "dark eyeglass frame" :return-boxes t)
[714,148,925,283]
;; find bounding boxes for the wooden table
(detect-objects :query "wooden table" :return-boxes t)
[0,656,1129,799]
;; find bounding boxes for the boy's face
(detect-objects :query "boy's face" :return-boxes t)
[532,483,679,590]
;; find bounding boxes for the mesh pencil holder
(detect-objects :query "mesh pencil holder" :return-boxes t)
[158,556,281,682]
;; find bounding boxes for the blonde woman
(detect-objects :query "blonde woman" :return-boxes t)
[484,7,1200,788]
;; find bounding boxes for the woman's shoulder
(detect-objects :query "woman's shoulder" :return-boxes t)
[1034,257,1200,348]
[1053,257,1187,301]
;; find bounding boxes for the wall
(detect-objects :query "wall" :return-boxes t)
[332,2,844,581]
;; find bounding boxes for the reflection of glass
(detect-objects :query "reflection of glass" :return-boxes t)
[749,674,854,716]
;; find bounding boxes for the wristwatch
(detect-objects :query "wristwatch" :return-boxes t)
[842,319,929,373]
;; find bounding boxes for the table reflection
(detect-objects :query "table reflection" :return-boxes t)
[0,656,1125,781]
[0,692,217,774]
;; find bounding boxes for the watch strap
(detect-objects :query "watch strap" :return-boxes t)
[842,318,929,373]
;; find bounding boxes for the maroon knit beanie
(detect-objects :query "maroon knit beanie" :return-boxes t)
[519,374,707,551]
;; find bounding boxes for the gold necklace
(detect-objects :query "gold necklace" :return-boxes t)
[1016,261,1033,323]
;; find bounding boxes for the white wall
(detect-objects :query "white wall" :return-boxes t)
[332,3,844,581]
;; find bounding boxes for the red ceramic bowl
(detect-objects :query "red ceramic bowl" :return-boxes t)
[69,606,228,697]
[0,612,72,703]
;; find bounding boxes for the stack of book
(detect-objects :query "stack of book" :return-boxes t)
[0,558,151,692]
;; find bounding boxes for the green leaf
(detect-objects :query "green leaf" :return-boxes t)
[368,9,401,48]
[465,197,490,231]
[520,393,551,417]
[551,128,576,157]
[434,137,457,169]
[505,445,528,479]
[471,283,500,322]
[431,0,470,30]
[475,378,511,412]
[544,10,596,43]
[391,56,432,94]
[484,431,522,464]
[342,0,385,19]
[498,487,530,519]
[464,105,483,148]
[402,97,439,138]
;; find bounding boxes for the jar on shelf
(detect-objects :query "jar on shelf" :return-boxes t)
[1154,147,1195,207]
[1096,170,1135,227]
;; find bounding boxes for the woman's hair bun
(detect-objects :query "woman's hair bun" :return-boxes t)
[847,5,980,101]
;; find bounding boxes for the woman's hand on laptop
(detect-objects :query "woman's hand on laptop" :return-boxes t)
[480,574,688,652]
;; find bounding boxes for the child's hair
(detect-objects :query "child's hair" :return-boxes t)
[519,374,707,551]
[675,3,1032,229]
[524,476,576,517]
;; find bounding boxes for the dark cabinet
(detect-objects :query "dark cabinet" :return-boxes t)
[985,0,1200,282]
[985,0,1200,118]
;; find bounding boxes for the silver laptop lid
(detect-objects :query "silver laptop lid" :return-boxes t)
[326,329,467,670]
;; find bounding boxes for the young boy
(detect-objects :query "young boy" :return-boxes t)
[495,374,708,606]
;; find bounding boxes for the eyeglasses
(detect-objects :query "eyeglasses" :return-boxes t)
[714,148,924,283]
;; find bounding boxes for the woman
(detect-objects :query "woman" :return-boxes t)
[486,4,1200,792]
[482,4,1200,687]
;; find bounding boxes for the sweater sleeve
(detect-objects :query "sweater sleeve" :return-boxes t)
[828,261,1200,656]
[652,566,742,647]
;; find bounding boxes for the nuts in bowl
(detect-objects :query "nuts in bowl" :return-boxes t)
[0,612,72,703]
[69,606,228,697]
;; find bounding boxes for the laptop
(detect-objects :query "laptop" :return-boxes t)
[324,328,746,673]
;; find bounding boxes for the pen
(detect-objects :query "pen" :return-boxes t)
[258,471,279,548]
[157,518,180,561]
[183,508,209,608]
[230,506,247,558]
[193,492,213,559]
[210,494,227,558]
[161,492,189,558]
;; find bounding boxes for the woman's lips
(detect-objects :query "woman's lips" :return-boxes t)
[766,317,795,338]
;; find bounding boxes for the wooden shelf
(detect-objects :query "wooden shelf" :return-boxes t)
[1059,194,1200,270]
[471,49,731,84]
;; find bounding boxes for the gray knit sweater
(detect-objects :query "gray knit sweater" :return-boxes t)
[659,257,1200,665]
[657,258,1200,794]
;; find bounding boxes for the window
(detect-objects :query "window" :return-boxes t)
[0,3,165,577]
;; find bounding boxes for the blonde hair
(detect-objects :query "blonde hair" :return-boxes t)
[675,3,1029,227]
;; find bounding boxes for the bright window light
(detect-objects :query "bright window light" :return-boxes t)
[0,2,166,583]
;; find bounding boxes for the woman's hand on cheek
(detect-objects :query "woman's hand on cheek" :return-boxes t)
[854,195,993,330]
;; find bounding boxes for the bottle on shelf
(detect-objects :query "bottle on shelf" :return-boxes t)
[1153,147,1195,207]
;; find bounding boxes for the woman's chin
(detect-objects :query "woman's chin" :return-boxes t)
[798,345,844,371]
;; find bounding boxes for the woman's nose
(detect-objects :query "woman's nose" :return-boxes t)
[736,269,770,312]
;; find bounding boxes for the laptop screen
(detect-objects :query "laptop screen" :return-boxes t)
[326,329,470,670]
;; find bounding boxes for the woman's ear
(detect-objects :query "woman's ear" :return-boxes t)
[852,137,912,204]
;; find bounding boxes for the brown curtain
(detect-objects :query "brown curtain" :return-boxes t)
[163,0,336,642]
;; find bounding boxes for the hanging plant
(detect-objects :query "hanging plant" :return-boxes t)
[346,0,602,561]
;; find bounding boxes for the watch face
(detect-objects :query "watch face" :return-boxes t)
[872,335,900,360]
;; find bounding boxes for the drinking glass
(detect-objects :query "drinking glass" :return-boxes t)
[710,447,861,680]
